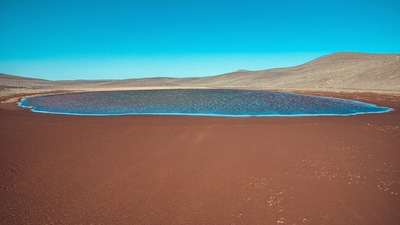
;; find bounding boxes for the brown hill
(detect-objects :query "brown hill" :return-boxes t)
[1,52,399,100]
[185,52,400,91]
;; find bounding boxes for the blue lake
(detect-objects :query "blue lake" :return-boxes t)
[18,89,392,116]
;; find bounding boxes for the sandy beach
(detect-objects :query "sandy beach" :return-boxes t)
[0,91,399,224]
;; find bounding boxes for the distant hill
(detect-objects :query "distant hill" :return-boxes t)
[184,52,400,92]
[0,73,51,91]
[1,52,400,99]
[0,73,48,82]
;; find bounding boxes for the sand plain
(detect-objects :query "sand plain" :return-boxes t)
[0,91,399,225]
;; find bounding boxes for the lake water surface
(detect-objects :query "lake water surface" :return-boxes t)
[18,89,392,116]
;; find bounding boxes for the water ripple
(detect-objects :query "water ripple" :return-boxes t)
[18,89,392,116]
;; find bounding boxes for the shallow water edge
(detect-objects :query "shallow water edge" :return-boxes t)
[18,89,393,117]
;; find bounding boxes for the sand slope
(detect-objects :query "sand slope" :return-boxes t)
[1,52,400,101]
[185,52,400,91]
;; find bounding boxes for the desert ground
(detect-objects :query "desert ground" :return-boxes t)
[1,52,400,224]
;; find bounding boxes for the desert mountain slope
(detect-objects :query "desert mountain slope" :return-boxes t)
[1,52,399,99]
[185,52,400,91]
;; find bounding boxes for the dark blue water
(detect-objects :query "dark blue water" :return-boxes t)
[18,89,392,116]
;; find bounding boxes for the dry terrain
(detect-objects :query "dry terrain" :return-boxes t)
[1,52,399,224]
[1,52,400,101]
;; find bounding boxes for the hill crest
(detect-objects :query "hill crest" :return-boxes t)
[1,52,399,97]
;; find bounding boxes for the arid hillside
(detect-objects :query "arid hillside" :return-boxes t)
[1,52,399,100]
[185,52,400,91]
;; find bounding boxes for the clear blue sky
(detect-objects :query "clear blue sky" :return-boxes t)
[1,0,399,80]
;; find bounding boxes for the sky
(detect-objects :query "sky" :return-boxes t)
[0,0,399,80]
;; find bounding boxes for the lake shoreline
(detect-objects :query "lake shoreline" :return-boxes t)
[17,89,392,117]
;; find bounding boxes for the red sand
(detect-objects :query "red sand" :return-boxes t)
[1,92,399,224]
